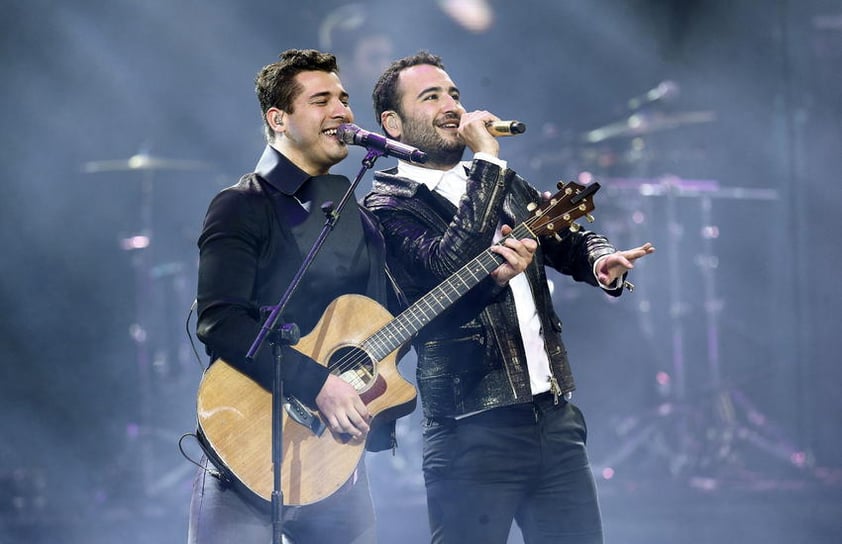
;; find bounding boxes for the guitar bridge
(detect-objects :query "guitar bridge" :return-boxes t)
[284,396,327,437]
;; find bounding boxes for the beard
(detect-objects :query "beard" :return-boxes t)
[399,114,465,168]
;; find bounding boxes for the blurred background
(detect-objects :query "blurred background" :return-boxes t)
[2,0,841,542]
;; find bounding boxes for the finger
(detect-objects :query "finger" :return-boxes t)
[494,240,533,265]
[349,412,371,435]
[352,398,372,425]
[325,415,340,434]
[631,243,655,256]
[520,238,538,252]
[490,244,519,266]
[334,413,363,438]
[501,236,537,253]
[627,250,649,263]
[510,242,536,261]
[500,224,513,236]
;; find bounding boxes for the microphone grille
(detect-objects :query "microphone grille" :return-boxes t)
[336,123,359,144]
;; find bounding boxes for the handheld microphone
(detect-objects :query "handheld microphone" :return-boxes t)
[336,124,428,164]
[486,120,526,137]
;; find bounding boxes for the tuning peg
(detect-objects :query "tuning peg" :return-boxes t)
[527,202,538,212]
[569,223,581,232]
[556,181,566,190]
[585,214,595,223]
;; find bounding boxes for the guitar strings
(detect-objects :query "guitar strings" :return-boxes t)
[325,193,586,377]
[324,192,590,381]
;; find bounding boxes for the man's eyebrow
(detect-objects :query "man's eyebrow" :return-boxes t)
[307,91,332,100]
[307,90,349,101]
[416,85,460,99]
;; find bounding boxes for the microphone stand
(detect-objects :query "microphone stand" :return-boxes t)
[245,147,384,544]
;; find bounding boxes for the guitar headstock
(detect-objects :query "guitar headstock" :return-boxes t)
[526,181,601,238]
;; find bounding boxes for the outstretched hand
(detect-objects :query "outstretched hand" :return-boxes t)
[490,224,538,286]
[596,242,655,287]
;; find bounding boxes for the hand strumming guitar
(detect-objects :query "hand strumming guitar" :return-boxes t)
[315,374,372,439]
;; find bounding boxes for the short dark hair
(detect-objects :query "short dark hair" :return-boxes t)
[371,51,445,127]
[255,49,339,140]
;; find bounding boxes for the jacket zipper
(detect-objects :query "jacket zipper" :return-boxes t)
[480,169,506,231]
[548,374,562,405]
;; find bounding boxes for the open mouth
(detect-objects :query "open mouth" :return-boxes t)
[323,128,339,138]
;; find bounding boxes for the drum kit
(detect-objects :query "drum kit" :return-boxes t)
[81,152,218,505]
[508,80,810,489]
[540,95,809,488]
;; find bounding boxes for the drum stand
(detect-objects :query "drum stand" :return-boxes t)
[686,189,807,486]
[84,153,210,508]
[594,178,807,488]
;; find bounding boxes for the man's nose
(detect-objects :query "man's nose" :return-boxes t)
[442,95,463,112]
[333,100,353,122]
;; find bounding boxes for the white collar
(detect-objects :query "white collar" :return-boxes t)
[396,160,470,193]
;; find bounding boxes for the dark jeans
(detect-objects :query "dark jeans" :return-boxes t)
[187,456,377,544]
[422,395,603,544]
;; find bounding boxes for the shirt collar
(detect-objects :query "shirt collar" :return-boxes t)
[396,159,470,193]
[254,144,311,196]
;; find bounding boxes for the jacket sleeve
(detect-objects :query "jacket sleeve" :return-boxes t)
[195,187,329,407]
[539,224,623,297]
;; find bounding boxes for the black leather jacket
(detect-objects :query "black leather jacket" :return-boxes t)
[364,158,621,418]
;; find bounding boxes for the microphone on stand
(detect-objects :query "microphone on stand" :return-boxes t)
[337,124,428,164]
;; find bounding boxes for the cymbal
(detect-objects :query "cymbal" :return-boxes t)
[82,153,213,173]
[601,176,779,201]
[582,111,716,144]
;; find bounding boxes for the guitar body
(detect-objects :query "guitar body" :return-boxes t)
[196,294,417,505]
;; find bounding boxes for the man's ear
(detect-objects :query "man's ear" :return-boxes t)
[267,107,286,133]
[381,111,401,139]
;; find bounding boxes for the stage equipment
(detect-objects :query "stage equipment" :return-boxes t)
[81,151,216,508]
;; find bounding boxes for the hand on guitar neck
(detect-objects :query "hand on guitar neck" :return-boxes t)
[315,374,371,439]
[489,224,538,286]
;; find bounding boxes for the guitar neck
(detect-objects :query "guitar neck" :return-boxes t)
[363,222,534,360]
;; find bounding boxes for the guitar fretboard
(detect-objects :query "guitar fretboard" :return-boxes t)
[362,223,534,360]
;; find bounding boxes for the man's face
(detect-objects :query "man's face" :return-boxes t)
[393,64,467,168]
[278,70,353,176]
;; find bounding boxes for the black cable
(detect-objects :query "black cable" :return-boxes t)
[185,298,207,371]
[178,432,224,481]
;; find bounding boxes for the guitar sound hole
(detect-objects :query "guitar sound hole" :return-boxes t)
[327,346,375,393]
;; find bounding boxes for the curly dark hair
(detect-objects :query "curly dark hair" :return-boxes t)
[371,51,445,130]
[255,49,339,140]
